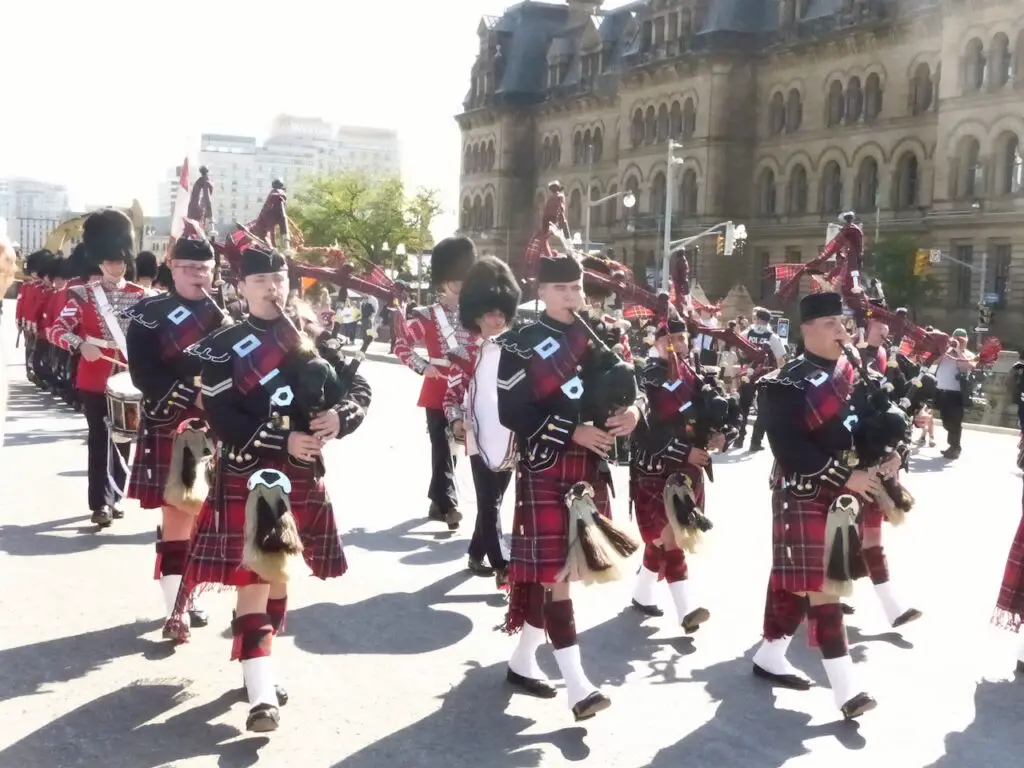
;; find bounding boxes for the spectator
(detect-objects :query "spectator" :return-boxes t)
[933,328,975,460]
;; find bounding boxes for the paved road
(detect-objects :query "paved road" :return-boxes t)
[1,321,1023,767]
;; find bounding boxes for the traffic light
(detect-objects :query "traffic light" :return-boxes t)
[715,234,725,256]
[913,249,929,276]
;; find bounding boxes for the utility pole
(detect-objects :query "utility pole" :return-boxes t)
[659,139,684,293]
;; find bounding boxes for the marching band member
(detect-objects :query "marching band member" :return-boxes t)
[17,250,53,385]
[125,226,226,637]
[48,210,146,527]
[444,256,521,587]
[134,250,160,294]
[751,292,890,720]
[394,236,476,530]
[628,307,719,629]
[43,256,74,400]
[171,244,370,733]
[32,255,60,390]
[738,307,786,451]
[497,249,641,721]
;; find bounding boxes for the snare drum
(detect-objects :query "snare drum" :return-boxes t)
[105,371,142,443]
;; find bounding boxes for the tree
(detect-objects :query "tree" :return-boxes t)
[290,171,442,273]
[868,235,941,314]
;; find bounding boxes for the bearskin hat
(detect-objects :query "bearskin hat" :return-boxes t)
[459,256,521,334]
[57,256,78,281]
[431,236,477,287]
[154,262,173,290]
[82,208,135,265]
[66,243,90,280]
[46,255,65,281]
[25,249,54,277]
[135,251,159,280]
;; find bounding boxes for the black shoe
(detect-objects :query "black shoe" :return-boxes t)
[682,607,711,634]
[892,608,922,628]
[91,507,113,528]
[506,668,557,699]
[245,703,280,732]
[841,603,856,615]
[630,599,664,617]
[467,556,493,576]
[840,692,877,720]
[751,662,812,690]
[445,508,463,531]
[188,608,210,628]
[941,447,961,460]
[110,506,125,520]
[572,691,612,721]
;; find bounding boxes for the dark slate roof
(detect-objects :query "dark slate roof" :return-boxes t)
[493,2,570,96]
[700,0,778,34]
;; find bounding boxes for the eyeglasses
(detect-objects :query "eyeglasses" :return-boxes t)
[172,264,213,276]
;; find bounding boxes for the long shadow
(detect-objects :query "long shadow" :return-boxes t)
[344,517,468,566]
[907,455,953,474]
[0,619,162,703]
[926,674,1024,766]
[648,644,866,767]
[0,683,266,768]
[0,515,154,557]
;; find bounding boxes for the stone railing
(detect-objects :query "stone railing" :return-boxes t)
[965,351,1022,430]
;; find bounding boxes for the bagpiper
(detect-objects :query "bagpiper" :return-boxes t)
[497,247,641,721]
[751,292,896,720]
[124,224,227,638]
[393,236,476,529]
[170,243,370,733]
[47,210,146,526]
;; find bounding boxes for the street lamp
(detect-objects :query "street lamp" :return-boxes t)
[583,189,636,256]
[659,139,687,292]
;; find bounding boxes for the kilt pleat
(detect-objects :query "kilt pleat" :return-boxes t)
[632,464,705,545]
[127,422,176,509]
[993,493,1024,632]
[508,443,610,585]
[769,489,832,594]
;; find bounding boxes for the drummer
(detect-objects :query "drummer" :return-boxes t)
[48,209,146,527]
[125,222,226,637]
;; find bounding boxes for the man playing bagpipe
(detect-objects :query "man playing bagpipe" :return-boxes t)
[444,256,522,588]
[48,210,147,527]
[628,306,729,631]
[169,244,370,732]
[496,249,641,721]
[124,224,228,638]
[737,307,786,451]
[393,236,477,530]
[752,292,899,721]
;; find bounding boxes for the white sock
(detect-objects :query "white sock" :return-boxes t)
[242,657,278,708]
[159,575,188,624]
[632,566,660,607]
[753,636,804,677]
[821,655,860,709]
[552,644,599,708]
[508,623,547,680]
[667,579,702,624]
[874,581,908,625]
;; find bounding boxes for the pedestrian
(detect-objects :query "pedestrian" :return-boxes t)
[340,299,355,343]
[933,328,975,459]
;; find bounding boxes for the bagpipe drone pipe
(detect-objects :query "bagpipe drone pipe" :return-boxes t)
[684,371,743,483]
[840,344,915,523]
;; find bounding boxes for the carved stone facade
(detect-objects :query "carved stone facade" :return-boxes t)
[456,0,1024,341]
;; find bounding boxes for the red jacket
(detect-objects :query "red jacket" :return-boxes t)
[40,284,68,335]
[394,302,472,410]
[47,280,146,393]
[15,279,42,330]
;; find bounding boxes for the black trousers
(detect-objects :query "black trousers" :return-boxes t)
[82,391,130,511]
[32,338,53,384]
[425,408,458,512]
[468,454,511,568]
[935,390,965,450]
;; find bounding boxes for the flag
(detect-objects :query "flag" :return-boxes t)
[168,158,191,248]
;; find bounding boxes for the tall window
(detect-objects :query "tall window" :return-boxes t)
[988,243,1012,307]
[954,244,974,307]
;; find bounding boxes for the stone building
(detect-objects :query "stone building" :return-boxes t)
[456,0,1024,342]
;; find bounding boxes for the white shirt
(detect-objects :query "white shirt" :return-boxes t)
[935,353,973,391]
[340,307,354,323]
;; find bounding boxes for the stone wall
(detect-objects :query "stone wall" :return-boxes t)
[965,352,1022,430]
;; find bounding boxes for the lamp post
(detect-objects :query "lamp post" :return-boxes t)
[583,189,636,256]
[659,140,687,292]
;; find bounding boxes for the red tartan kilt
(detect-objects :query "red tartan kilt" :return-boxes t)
[993,494,1024,631]
[184,457,347,588]
[769,489,833,594]
[858,501,885,535]
[508,444,611,585]
[127,422,176,509]
[632,464,705,544]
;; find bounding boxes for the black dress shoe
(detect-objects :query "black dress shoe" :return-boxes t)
[841,692,877,720]
[892,608,922,628]
[841,603,856,615]
[631,599,664,617]
[246,703,280,732]
[682,607,711,634]
[111,506,125,520]
[572,691,611,721]
[188,608,210,628]
[445,508,463,531]
[752,663,812,690]
[506,668,557,699]
[91,507,113,528]
[467,556,494,576]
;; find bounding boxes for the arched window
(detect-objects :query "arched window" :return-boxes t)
[605,183,618,224]
[864,73,883,120]
[483,193,495,229]
[1015,31,1024,87]
[845,76,863,124]
[786,89,802,131]
[460,197,472,230]
[821,161,843,213]
[573,131,584,165]
[487,140,495,170]
[552,135,562,166]
[592,128,604,163]
[624,175,640,218]
[650,172,667,216]
[994,131,1023,195]
[657,104,670,141]
[568,188,583,230]
[964,38,986,92]
[583,129,593,164]
[953,136,982,199]
[472,195,484,230]
[758,169,777,214]
[589,185,603,227]
[769,92,785,135]
[679,169,698,216]
[472,144,481,173]
[541,137,551,169]
[788,164,808,213]
[990,33,1011,89]
[854,157,878,210]
[682,98,697,138]
[827,80,845,126]
[894,152,920,208]
[645,106,657,143]
[632,109,644,147]
[464,145,472,174]
[910,63,932,115]
[670,101,683,138]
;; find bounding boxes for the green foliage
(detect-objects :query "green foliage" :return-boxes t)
[290,171,443,271]
[868,235,941,315]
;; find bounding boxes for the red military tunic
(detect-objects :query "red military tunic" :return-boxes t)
[47,279,146,393]
[15,278,40,333]
[394,302,472,410]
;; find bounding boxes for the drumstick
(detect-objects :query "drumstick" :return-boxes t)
[98,353,127,368]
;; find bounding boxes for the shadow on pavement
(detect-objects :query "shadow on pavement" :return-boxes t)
[926,674,1024,766]
[0,619,162,703]
[0,515,153,558]
[0,683,266,768]
[345,517,469,567]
